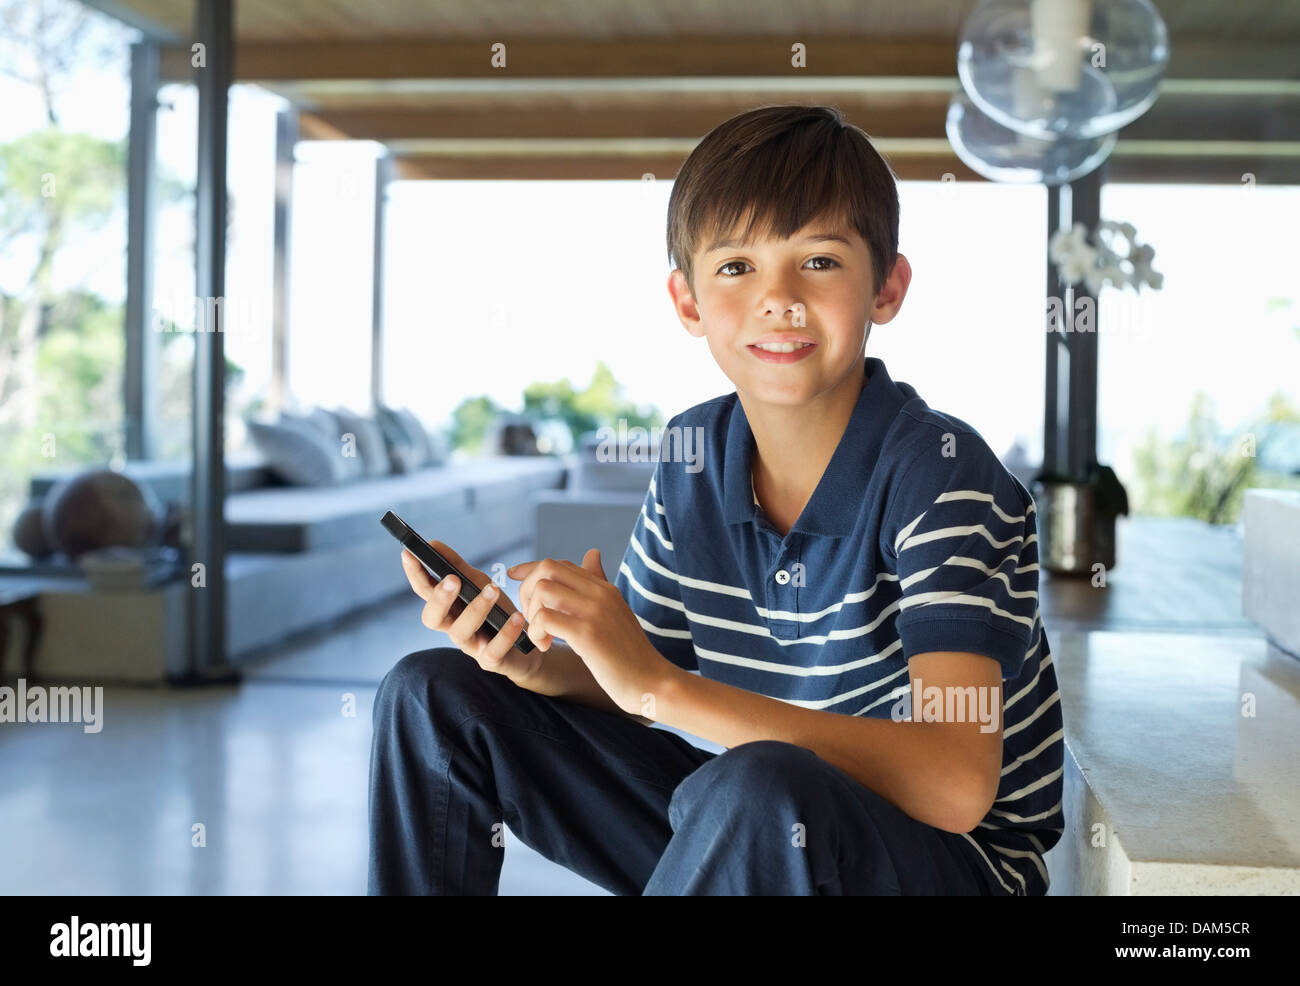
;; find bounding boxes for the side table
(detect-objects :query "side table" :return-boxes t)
[0,579,55,680]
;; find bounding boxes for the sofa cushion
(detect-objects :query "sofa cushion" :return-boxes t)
[302,408,365,481]
[224,455,567,553]
[570,458,658,493]
[332,407,392,478]
[302,407,340,443]
[375,404,424,473]
[396,407,436,465]
[246,417,343,487]
[425,427,449,466]
[580,429,661,461]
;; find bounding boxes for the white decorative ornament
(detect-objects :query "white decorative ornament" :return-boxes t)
[1050,219,1163,293]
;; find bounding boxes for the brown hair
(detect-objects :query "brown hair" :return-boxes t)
[666,104,899,300]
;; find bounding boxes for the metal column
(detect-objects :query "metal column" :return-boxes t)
[1042,161,1105,481]
[124,41,160,462]
[370,153,395,412]
[270,108,297,419]
[183,0,238,682]
[1036,159,1128,575]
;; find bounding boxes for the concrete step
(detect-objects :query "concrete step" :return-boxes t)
[1242,488,1300,656]
[1043,629,1300,894]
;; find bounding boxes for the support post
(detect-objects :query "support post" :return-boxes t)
[370,152,394,412]
[183,0,238,682]
[124,41,160,462]
[270,107,297,418]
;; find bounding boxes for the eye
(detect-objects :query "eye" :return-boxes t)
[715,257,841,277]
[806,256,840,271]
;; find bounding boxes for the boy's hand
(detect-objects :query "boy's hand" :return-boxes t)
[506,549,679,718]
[400,540,542,685]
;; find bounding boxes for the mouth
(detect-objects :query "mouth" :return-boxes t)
[748,341,817,363]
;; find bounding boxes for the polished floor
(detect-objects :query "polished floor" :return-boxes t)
[0,539,721,895]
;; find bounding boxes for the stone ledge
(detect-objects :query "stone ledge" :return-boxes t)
[1044,630,1300,895]
[1242,488,1300,656]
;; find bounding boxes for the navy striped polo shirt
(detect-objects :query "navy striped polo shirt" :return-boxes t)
[614,356,1065,896]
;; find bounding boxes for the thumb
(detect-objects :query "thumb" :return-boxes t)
[582,548,606,580]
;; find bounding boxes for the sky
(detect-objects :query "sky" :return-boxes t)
[2,6,1297,484]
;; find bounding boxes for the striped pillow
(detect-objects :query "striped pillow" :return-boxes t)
[245,417,344,486]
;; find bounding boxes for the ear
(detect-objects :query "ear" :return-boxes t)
[870,252,912,326]
[667,268,707,339]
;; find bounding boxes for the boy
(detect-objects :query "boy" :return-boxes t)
[369,104,1065,895]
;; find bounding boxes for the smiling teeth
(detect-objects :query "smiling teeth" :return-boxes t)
[754,342,813,353]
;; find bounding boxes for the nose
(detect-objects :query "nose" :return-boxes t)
[757,269,804,321]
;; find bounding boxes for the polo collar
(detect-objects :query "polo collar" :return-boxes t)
[722,356,908,536]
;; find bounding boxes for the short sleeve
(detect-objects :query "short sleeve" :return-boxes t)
[613,457,699,672]
[883,436,1039,681]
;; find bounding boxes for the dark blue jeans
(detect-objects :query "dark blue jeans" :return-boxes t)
[367,647,995,895]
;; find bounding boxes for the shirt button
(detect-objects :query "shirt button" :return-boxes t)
[775,569,790,585]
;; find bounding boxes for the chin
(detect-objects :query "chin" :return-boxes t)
[737,375,821,405]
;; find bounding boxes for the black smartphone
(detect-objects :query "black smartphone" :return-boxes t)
[381,509,535,655]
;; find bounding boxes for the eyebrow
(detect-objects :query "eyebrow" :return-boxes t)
[704,232,853,254]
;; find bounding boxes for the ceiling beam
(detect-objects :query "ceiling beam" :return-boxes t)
[296,92,1299,145]
[390,152,980,182]
[297,112,351,141]
[160,37,955,83]
[388,140,1300,184]
[79,0,183,42]
[158,37,1300,85]
[304,100,951,142]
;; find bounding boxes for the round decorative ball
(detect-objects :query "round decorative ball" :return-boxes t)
[12,500,53,557]
[42,470,164,560]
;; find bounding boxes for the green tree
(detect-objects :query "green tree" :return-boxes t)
[0,0,138,540]
[522,360,663,449]
[0,0,230,544]
[0,129,125,434]
[449,362,665,456]
[450,395,504,455]
[1131,391,1300,524]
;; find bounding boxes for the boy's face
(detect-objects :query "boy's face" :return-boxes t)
[667,214,909,409]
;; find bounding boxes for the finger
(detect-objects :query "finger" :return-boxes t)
[428,539,476,575]
[516,558,591,617]
[524,603,553,651]
[419,568,463,631]
[506,560,538,614]
[506,560,545,617]
[401,548,440,602]
[512,574,549,649]
[513,558,550,608]
[515,559,589,648]
[505,560,538,580]
[523,601,553,650]
[530,605,579,652]
[478,609,530,672]
[524,577,594,649]
[414,540,493,603]
[448,578,511,650]
[581,548,606,581]
[400,545,482,604]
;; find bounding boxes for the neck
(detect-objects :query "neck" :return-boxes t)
[742,359,869,521]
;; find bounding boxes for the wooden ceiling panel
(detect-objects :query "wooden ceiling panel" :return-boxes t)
[83,0,1300,184]
[153,36,1300,85]
[96,0,1300,44]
